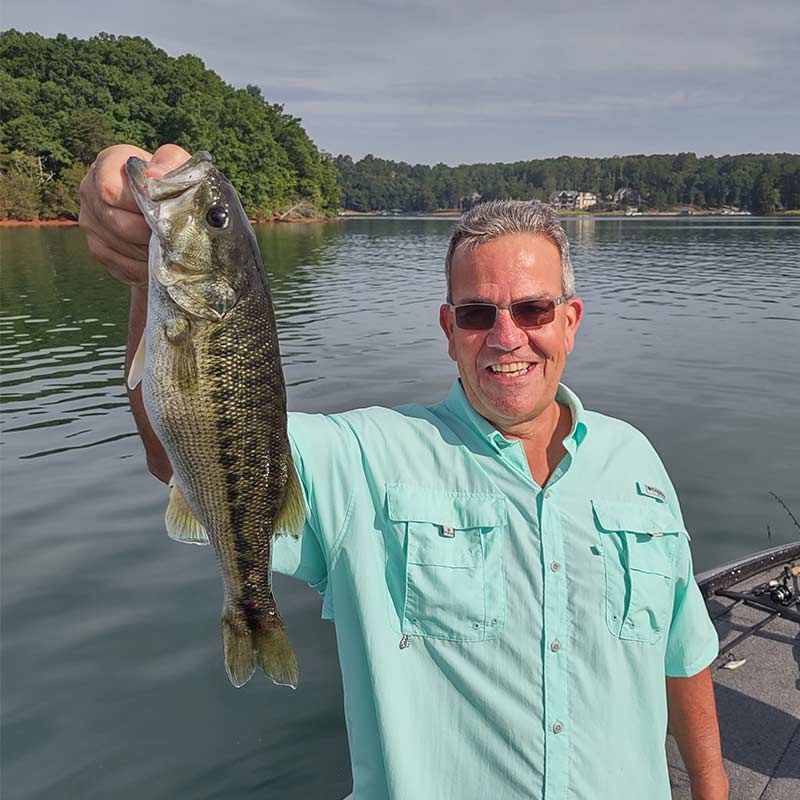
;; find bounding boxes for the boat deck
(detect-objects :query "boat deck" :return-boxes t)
[667,567,800,799]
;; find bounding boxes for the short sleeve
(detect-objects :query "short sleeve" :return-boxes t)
[664,533,719,677]
[272,412,360,591]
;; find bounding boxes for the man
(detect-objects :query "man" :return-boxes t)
[80,144,729,800]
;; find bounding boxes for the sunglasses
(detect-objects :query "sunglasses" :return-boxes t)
[450,294,573,331]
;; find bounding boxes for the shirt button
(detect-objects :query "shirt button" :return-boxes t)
[550,561,560,572]
[550,640,561,653]
[552,721,564,734]
[544,490,552,499]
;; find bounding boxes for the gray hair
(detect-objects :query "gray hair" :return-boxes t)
[444,199,575,302]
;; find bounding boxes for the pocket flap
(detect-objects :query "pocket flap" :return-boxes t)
[386,483,507,528]
[592,498,688,539]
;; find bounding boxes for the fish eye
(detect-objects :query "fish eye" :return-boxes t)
[205,205,229,229]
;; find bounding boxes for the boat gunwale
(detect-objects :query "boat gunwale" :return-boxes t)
[696,541,800,597]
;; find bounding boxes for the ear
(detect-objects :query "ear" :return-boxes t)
[563,296,584,356]
[439,304,457,362]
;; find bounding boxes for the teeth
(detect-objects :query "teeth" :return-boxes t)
[490,362,531,374]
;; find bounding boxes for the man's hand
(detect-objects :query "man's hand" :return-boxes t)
[79,143,191,286]
[667,668,729,800]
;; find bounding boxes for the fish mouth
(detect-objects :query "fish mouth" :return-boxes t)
[125,156,159,227]
[125,150,215,229]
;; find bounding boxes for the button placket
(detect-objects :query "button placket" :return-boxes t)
[540,485,570,798]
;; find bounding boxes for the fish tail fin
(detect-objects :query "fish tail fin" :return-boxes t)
[255,618,299,689]
[275,453,305,538]
[221,607,256,688]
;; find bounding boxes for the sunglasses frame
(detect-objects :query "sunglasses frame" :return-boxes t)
[450,294,574,331]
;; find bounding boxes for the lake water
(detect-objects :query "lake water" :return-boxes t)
[2,217,799,799]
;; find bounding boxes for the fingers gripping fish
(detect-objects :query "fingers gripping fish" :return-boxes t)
[126,151,304,688]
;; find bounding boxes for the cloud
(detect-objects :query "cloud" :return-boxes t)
[4,0,798,162]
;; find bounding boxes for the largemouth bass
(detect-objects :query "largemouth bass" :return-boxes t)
[126,151,303,688]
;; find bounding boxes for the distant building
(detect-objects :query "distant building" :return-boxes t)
[549,190,598,210]
[613,187,641,208]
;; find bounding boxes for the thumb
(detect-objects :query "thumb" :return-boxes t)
[146,144,192,178]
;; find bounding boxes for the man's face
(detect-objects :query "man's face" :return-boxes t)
[439,233,583,434]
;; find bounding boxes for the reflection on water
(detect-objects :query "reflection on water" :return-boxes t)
[2,219,799,799]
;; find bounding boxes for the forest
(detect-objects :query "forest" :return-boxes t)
[1,30,798,220]
[0,30,341,220]
[334,152,800,215]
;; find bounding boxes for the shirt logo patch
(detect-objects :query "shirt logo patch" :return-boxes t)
[440,525,455,539]
[638,482,666,502]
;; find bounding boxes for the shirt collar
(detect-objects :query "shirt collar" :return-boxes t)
[444,379,588,453]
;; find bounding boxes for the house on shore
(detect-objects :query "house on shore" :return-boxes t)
[549,190,598,210]
[612,187,642,208]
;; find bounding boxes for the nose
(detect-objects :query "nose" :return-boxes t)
[486,308,529,350]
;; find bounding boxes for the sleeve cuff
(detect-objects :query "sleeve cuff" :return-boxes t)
[665,631,719,678]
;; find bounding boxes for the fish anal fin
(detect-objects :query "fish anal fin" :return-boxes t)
[127,330,146,390]
[275,454,305,538]
[165,481,209,545]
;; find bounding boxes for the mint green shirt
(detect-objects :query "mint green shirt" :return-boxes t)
[274,382,718,800]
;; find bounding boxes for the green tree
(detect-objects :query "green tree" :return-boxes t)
[751,172,780,215]
[0,30,341,219]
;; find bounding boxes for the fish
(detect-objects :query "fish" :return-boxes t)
[125,150,304,688]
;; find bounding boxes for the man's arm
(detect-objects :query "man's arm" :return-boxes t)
[667,668,729,800]
[80,143,192,482]
[126,286,172,483]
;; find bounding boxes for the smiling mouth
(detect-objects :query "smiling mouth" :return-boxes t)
[488,361,535,376]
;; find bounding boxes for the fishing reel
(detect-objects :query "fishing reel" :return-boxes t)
[768,583,794,606]
[754,563,799,607]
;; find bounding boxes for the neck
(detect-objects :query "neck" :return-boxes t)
[495,398,566,447]
[498,400,573,488]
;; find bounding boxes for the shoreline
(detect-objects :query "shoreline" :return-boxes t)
[0,219,80,227]
[337,209,784,219]
[0,217,334,228]
[3,210,798,227]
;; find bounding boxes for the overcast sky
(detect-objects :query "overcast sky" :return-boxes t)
[4,0,799,165]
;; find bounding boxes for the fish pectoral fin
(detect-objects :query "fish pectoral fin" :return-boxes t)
[275,454,305,538]
[165,480,210,545]
[164,317,197,389]
[127,330,146,390]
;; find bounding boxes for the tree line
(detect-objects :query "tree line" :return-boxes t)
[334,152,800,215]
[0,30,341,220]
[1,30,798,221]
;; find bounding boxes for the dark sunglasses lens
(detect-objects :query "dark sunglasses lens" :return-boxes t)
[455,304,497,330]
[511,300,556,327]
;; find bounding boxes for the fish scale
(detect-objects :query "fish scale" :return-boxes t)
[125,151,304,688]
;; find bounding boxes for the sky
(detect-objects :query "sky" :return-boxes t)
[4,0,799,165]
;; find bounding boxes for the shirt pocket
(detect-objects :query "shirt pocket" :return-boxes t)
[592,498,687,644]
[386,483,507,642]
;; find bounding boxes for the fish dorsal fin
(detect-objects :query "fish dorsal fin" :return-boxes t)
[275,454,305,538]
[166,480,210,545]
[127,330,146,390]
